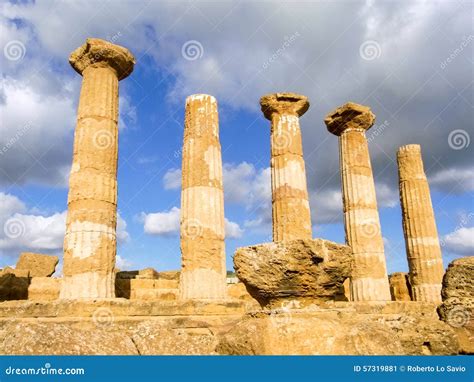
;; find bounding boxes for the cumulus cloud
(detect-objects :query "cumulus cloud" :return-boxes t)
[0,192,130,262]
[163,168,182,190]
[141,206,243,239]
[429,166,474,194]
[441,227,474,256]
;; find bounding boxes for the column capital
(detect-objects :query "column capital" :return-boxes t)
[260,92,309,120]
[324,102,375,136]
[69,38,135,80]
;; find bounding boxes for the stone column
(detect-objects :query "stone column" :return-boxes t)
[260,93,312,242]
[180,94,226,299]
[60,38,135,299]
[397,144,444,302]
[325,102,391,301]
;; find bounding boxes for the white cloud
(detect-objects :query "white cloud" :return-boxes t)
[116,255,133,270]
[141,206,243,238]
[0,192,130,261]
[442,227,474,256]
[429,166,474,194]
[163,168,182,190]
[225,218,244,239]
[142,207,180,236]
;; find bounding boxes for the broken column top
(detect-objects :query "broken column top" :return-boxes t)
[69,38,135,80]
[324,102,375,136]
[185,93,217,105]
[397,144,421,155]
[260,92,309,120]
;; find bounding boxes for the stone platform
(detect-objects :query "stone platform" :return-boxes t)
[0,299,466,355]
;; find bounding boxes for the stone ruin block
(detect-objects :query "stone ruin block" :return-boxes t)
[234,239,353,307]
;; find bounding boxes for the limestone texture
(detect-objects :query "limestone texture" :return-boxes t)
[61,38,135,299]
[28,277,60,301]
[325,102,391,301]
[260,93,312,242]
[180,94,226,300]
[217,302,459,355]
[234,239,352,307]
[16,252,58,277]
[389,272,412,301]
[398,144,444,302]
[438,257,473,354]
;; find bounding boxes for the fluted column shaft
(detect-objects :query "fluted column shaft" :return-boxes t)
[180,94,226,299]
[325,102,390,301]
[398,144,444,302]
[261,93,312,242]
[61,38,135,299]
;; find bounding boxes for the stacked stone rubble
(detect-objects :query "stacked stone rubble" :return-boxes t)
[260,93,312,242]
[61,38,135,299]
[397,144,444,302]
[325,102,390,301]
[179,94,227,299]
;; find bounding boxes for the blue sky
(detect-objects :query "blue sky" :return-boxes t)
[0,0,472,274]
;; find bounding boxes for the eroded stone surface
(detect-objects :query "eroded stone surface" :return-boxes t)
[180,94,226,299]
[325,102,390,301]
[217,303,459,355]
[16,253,58,277]
[69,38,135,80]
[389,272,412,301]
[260,93,312,242]
[28,277,60,301]
[61,39,135,299]
[398,144,444,302]
[234,239,352,307]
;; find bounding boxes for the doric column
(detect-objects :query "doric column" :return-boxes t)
[260,93,312,242]
[325,102,391,301]
[180,94,226,299]
[397,144,444,302]
[60,38,135,299]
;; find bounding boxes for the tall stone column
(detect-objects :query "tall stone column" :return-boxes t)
[325,102,391,301]
[180,94,227,300]
[397,144,444,302]
[260,93,312,242]
[60,38,135,299]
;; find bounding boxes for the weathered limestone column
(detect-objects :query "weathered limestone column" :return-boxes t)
[397,144,444,302]
[325,102,391,301]
[60,38,135,299]
[180,94,226,299]
[260,93,312,242]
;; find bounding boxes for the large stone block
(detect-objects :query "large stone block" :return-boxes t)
[217,302,459,355]
[438,257,473,354]
[28,277,60,301]
[16,253,58,277]
[234,239,352,307]
[389,272,412,301]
